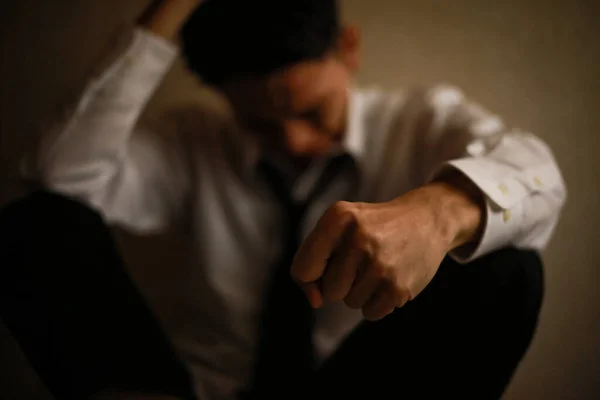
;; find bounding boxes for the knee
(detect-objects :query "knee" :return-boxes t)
[475,247,544,321]
[0,191,109,277]
[0,191,120,293]
[0,190,104,237]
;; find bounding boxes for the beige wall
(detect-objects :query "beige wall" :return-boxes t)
[1,0,599,398]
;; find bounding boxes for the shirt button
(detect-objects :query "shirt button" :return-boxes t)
[498,183,509,196]
[534,176,543,187]
[503,209,512,222]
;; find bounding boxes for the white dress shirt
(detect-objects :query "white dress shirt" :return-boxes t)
[28,29,566,400]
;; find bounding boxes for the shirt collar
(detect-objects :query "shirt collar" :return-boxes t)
[341,86,369,169]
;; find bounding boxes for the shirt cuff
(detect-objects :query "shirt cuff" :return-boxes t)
[433,159,527,263]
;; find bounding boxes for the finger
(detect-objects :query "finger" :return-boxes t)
[362,283,397,321]
[299,281,324,309]
[291,202,354,284]
[396,289,411,309]
[321,229,365,302]
[343,261,380,310]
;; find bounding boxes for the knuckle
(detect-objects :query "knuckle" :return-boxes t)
[353,224,370,243]
[330,201,358,222]
[330,201,351,215]
[399,284,411,297]
[353,224,380,255]
[353,228,375,256]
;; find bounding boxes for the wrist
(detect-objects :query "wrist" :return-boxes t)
[422,173,485,250]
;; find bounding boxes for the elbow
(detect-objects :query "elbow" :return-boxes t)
[14,152,74,195]
[532,135,569,236]
[532,133,568,208]
[35,160,77,195]
[554,166,568,212]
[34,158,118,217]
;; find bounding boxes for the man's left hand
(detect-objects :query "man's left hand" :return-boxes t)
[291,177,484,321]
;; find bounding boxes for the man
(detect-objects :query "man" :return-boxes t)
[0,0,566,399]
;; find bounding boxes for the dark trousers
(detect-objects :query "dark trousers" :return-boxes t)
[0,191,544,400]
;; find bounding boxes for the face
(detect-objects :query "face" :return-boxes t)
[221,26,361,162]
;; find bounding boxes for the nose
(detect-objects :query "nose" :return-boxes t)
[283,121,330,157]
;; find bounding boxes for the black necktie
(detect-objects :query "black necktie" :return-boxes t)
[249,155,349,397]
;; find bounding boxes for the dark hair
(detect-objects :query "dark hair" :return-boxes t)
[180,0,340,85]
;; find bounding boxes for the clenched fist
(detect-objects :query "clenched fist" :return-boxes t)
[291,175,484,321]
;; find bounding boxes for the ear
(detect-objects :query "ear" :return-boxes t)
[337,25,361,72]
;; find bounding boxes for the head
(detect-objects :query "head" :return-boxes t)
[181,0,360,161]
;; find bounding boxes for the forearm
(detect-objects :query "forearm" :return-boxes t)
[399,171,485,253]
[427,171,486,250]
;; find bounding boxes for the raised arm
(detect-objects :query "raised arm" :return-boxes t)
[32,0,203,233]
